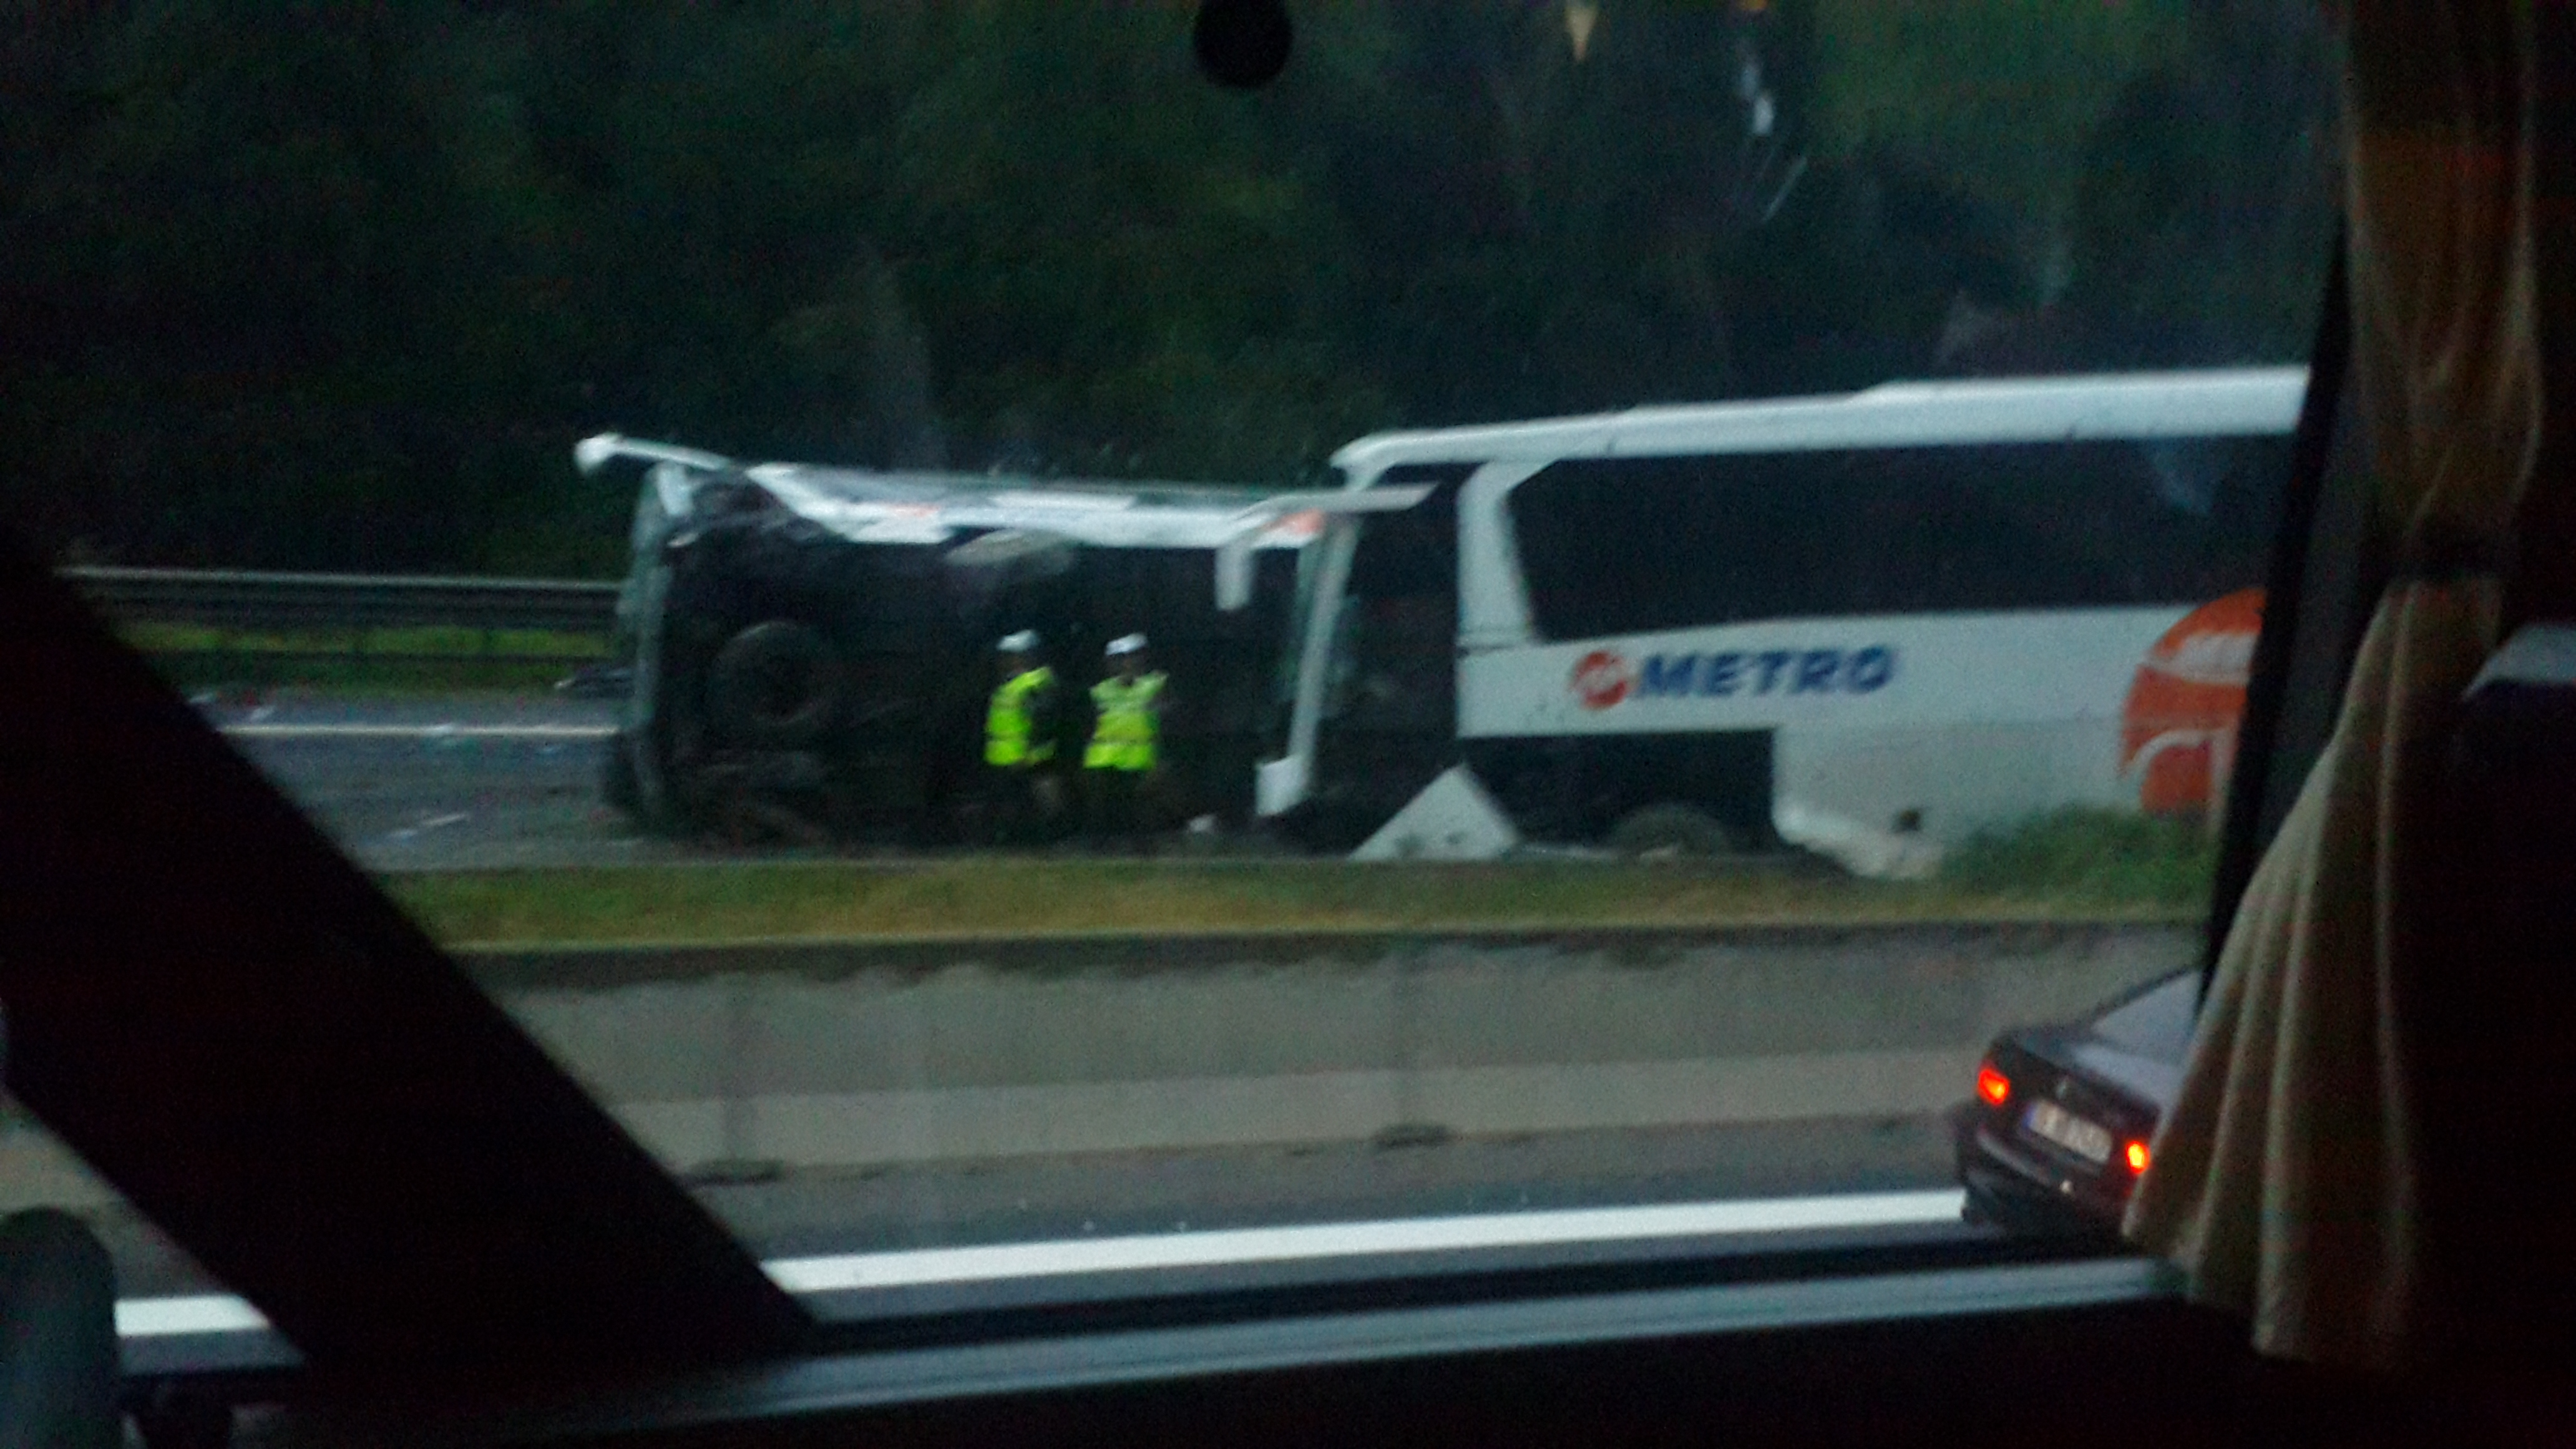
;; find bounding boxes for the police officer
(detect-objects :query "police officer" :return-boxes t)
[983,630,1062,846]
[1083,633,1166,852]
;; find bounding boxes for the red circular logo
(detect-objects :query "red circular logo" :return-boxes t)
[2121,589,2263,816]
[1571,650,1634,711]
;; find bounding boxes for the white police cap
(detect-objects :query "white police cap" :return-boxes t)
[1105,633,1147,656]
[998,630,1040,653]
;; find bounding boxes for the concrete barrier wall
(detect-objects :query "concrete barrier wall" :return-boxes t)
[467,924,2195,1176]
[0,923,2193,1212]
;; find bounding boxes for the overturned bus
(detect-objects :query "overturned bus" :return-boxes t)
[576,435,1425,845]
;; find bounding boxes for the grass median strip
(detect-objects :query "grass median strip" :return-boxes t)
[393,852,2202,949]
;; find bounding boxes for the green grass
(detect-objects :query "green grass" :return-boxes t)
[397,855,2202,949]
[121,622,609,693]
[1938,807,2220,911]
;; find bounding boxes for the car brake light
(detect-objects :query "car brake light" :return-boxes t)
[2124,1139,2151,1174]
[1975,1063,2011,1106]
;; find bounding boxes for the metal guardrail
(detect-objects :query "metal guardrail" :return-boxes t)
[61,566,621,635]
[59,567,623,678]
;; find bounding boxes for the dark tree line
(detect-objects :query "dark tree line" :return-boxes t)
[0,0,2337,576]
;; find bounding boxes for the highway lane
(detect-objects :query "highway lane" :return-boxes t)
[200,690,696,871]
[202,688,1286,869]
[52,1110,1960,1303]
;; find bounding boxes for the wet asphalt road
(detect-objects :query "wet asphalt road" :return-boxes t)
[203,690,700,872]
[91,1110,1958,1300]
[207,688,1299,870]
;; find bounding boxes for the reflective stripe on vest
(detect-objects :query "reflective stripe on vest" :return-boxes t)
[1085,673,1164,771]
[986,666,1056,766]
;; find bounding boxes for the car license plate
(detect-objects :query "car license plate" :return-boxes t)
[2024,1098,2113,1164]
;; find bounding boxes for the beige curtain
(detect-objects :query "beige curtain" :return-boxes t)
[2121,0,2543,1372]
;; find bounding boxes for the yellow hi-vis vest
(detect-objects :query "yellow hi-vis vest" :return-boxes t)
[985,666,1056,766]
[1084,673,1164,771]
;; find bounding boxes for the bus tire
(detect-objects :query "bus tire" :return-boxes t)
[706,619,845,749]
[1608,803,1740,859]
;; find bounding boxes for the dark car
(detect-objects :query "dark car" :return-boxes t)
[1954,968,2199,1235]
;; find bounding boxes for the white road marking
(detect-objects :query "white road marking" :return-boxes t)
[115,1294,270,1338]
[764,1191,1968,1292]
[112,1189,1966,1339]
[219,722,615,741]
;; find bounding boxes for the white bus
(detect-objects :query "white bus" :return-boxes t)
[1252,368,2310,877]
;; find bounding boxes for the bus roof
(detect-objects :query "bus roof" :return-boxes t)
[735,462,1325,551]
[578,434,1329,551]
[1329,366,2310,484]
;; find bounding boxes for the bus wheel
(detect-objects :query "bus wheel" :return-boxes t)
[706,619,845,749]
[1608,803,1740,860]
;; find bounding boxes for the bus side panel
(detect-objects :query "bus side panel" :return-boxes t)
[1770,721,2132,877]
[1458,610,2187,739]
[1463,733,1773,846]
[1456,606,2193,867]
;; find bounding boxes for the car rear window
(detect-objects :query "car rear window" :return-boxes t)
[2091,972,2204,1061]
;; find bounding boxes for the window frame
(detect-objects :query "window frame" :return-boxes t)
[0,244,2358,1435]
[1505,434,2298,643]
